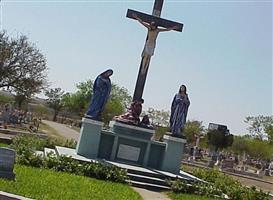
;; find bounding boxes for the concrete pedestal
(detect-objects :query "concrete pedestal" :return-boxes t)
[161,134,186,174]
[106,121,163,168]
[76,119,187,174]
[76,118,103,159]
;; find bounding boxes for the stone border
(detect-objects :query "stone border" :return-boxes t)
[82,118,104,126]
[109,121,155,134]
[0,191,33,200]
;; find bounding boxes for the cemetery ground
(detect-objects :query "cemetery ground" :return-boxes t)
[0,123,213,200]
[0,164,217,200]
[0,164,219,200]
[182,164,273,195]
[0,121,272,199]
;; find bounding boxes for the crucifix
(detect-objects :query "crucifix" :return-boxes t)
[127,0,183,101]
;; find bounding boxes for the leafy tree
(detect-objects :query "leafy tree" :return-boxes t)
[246,139,273,160]
[75,80,93,107]
[231,135,249,155]
[0,31,48,98]
[61,80,132,124]
[207,129,233,152]
[245,115,273,140]
[102,98,124,124]
[33,104,51,118]
[110,84,132,108]
[265,124,273,144]
[45,88,64,121]
[61,92,87,117]
[199,134,209,149]
[101,83,132,124]
[14,93,27,109]
[143,108,170,127]
[231,135,273,160]
[61,80,94,116]
[183,120,204,144]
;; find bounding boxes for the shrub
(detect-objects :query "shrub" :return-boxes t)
[169,179,223,199]
[10,134,76,152]
[17,153,128,183]
[10,134,127,183]
[170,168,270,200]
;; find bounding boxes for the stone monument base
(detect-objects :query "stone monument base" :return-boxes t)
[76,117,186,174]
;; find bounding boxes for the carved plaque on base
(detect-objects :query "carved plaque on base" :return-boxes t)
[117,144,140,162]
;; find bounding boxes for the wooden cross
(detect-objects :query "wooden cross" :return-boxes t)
[126,0,183,101]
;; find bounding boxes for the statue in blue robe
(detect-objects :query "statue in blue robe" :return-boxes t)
[170,85,190,136]
[86,69,113,120]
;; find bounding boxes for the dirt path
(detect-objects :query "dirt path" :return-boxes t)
[133,188,171,200]
[42,120,79,141]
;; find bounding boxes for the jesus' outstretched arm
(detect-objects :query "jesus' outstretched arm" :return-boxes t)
[132,14,150,29]
[157,25,178,32]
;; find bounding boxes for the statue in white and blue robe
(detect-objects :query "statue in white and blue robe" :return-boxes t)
[170,85,190,136]
[86,69,113,121]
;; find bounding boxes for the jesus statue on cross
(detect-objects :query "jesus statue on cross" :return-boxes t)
[132,13,178,74]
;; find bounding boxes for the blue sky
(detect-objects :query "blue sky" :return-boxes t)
[1,0,272,134]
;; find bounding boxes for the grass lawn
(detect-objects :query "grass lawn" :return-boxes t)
[167,192,216,200]
[0,165,142,200]
[0,142,8,147]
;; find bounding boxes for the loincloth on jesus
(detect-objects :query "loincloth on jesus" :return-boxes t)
[141,41,155,57]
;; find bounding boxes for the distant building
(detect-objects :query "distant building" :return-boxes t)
[208,123,230,134]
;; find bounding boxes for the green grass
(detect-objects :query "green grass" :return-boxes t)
[167,192,216,200]
[0,142,8,147]
[0,165,142,200]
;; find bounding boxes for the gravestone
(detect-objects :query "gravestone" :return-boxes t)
[221,159,235,172]
[0,147,16,180]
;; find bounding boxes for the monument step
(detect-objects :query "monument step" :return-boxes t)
[129,180,170,191]
[44,148,57,157]
[126,168,166,180]
[127,173,169,187]
[105,161,169,180]
[34,150,44,157]
[105,160,193,181]
[55,146,94,163]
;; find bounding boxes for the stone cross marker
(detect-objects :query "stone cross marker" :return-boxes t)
[0,147,16,180]
[126,0,184,101]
